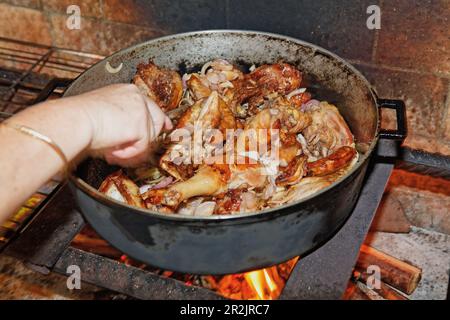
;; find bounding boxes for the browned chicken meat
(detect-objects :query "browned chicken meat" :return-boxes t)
[133,60,183,111]
[99,171,145,208]
[99,60,359,216]
[231,63,303,116]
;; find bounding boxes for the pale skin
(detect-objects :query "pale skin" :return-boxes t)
[0,84,172,223]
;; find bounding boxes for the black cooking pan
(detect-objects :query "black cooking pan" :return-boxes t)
[66,30,406,275]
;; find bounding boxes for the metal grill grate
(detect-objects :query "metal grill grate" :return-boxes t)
[0,37,103,118]
[0,37,103,249]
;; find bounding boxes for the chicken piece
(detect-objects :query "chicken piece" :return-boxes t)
[177,198,217,217]
[239,190,261,212]
[307,146,357,177]
[186,74,212,100]
[181,91,222,129]
[99,171,145,208]
[214,189,244,215]
[301,101,354,159]
[288,91,312,108]
[148,153,270,210]
[276,156,307,186]
[160,93,221,180]
[201,59,244,92]
[133,61,183,111]
[238,98,311,152]
[279,143,301,166]
[220,100,310,189]
[175,90,236,132]
[245,98,312,134]
[144,165,229,209]
[277,130,302,164]
[246,97,311,132]
[276,97,312,134]
[218,96,237,133]
[269,176,334,206]
[248,63,302,97]
[150,96,313,209]
[186,59,244,101]
[160,92,236,181]
[231,63,303,114]
[227,163,269,190]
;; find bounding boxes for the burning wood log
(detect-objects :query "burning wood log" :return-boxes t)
[344,280,391,300]
[343,281,371,300]
[352,270,408,300]
[356,244,422,295]
[71,234,123,259]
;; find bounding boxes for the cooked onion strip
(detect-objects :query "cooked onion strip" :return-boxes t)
[286,88,307,100]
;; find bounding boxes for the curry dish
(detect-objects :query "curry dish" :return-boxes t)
[98,59,358,216]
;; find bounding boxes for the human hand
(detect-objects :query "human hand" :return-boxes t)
[76,84,173,166]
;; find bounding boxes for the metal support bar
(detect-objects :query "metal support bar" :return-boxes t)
[280,160,394,299]
[4,184,85,269]
[53,247,223,300]
[397,147,450,180]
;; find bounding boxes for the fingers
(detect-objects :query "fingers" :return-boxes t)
[105,152,149,168]
[90,85,173,167]
[145,97,171,140]
[104,140,150,167]
[110,144,141,160]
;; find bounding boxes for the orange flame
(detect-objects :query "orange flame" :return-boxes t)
[214,257,299,300]
[244,268,282,300]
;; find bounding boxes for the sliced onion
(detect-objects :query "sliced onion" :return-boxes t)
[206,72,220,84]
[106,184,126,202]
[241,192,258,211]
[297,133,317,161]
[152,176,174,190]
[181,73,191,89]
[219,81,234,89]
[301,99,320,112]
[263,180,277,200]
[139,184,153,195]
[239,150,259,161]
[194,201,216,217]
[211,59,234,71]
[179,198,204,216]
[200,61,214,75]
[286,87,307,100]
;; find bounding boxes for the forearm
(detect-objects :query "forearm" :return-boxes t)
[0,97,93,222]
[0,83,167,223]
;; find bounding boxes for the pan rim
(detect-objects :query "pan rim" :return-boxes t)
[66,29,380,222]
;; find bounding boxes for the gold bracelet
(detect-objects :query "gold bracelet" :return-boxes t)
[2,122,69,173]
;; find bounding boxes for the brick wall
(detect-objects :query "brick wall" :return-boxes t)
[0,0,449,233]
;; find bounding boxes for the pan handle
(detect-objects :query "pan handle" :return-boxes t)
[377,99,407,141]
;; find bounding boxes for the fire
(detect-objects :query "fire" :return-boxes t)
[213,257,299,300]
[244,268,281,300]
[73,226,300,300]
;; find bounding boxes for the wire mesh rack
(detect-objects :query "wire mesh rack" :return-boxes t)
[0,36,103,118]
[0,37,103,249]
